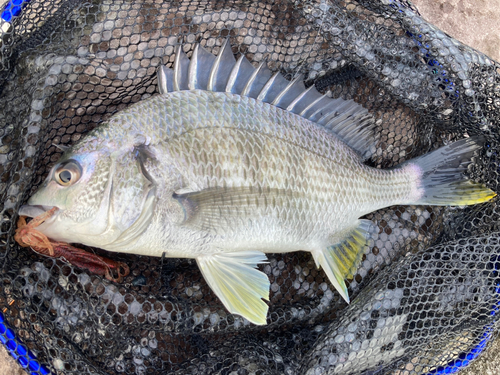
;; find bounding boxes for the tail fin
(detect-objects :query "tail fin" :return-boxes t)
[405,137,496,206]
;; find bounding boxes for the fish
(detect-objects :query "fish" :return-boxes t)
[18,40,496,325]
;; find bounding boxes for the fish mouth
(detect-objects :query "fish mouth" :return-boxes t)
[18,205,58,219]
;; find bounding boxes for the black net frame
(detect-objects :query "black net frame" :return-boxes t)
[0,0,499,374]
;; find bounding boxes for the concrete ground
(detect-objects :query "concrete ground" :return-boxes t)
[412,0,500,62]
[0,0,499,374]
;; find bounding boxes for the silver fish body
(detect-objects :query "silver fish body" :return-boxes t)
[20,43,496,325]
[83,90,414,256]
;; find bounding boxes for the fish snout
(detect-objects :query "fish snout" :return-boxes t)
[19,205,58,219]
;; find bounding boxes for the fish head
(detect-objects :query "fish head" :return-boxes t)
[19,150,113,244]
[18,147,155,248]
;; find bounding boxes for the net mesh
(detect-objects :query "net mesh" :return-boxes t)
[0,0,499,374]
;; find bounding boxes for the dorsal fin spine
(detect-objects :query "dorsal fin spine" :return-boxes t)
[308,103,331,122]
[226,54,245,93]
[208,39,230,91]
[317,108,340,125]
[299,91,330,117]
[173,45,183,92]
[271,74,303,106]
[257,72,279,101]
[241,61,265,97]
[158,66,169,94]
[188,44,200,90]
[286,85,314,112]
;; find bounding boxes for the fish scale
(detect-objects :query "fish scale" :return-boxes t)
[19,43,496,325]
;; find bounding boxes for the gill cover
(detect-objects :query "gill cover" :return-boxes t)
[102,146,157,250]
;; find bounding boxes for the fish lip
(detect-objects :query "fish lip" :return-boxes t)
[18,205,58,219]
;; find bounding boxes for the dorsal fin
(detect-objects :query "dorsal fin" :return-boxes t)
[157,41,378,160]
[208,39,236,92]
[188,43,217,90]
[173,45,190,91]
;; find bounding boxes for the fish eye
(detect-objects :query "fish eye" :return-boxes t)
[54,160,82,186]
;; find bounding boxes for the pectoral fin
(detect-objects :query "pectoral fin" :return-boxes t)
[196,251,270,325]
[174,186,277,229]
[312,219,375,303]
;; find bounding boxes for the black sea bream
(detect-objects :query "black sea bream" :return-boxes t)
[19,41,496,324]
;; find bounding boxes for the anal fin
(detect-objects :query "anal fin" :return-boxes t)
[196,251,270,325]
[312,219,375,303]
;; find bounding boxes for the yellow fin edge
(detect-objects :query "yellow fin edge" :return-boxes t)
[312,219,375,303]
